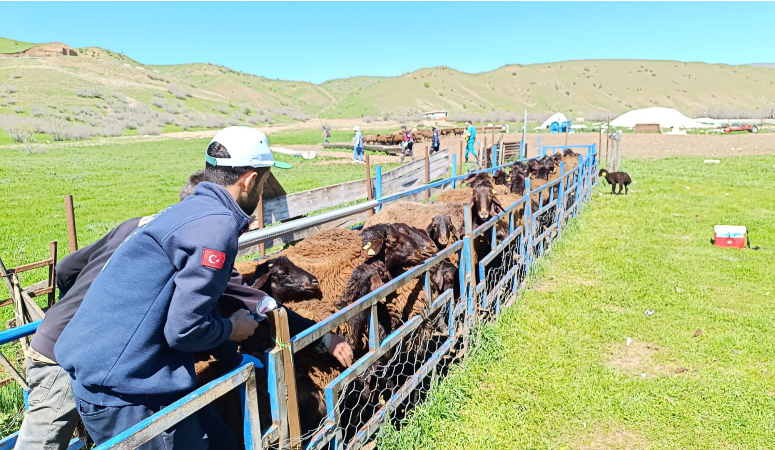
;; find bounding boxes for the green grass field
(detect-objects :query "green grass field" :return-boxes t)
[379,155,775,449]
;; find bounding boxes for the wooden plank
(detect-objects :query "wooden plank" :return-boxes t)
[262,178,368,223]
[268,309,301,450]
[382,154,449,195]
[48,241,57,308]
[11,258,53,274]
[237,211,369,257]
[0,353,26,389]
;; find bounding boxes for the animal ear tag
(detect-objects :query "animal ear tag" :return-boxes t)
[367,249,376,255]
[492,189,497,194]
[363,242,372,250]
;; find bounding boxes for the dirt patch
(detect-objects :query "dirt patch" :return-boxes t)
[607,341,685,378]
[574,423,651,450]
[524,132,775,159]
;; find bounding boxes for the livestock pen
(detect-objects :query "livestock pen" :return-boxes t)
[0,143,598,450]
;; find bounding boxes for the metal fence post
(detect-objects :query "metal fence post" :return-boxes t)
[524,178,532,276]
[557,162,565,237]
[451,153,457,189]
[462,204,475,345]
[492,144,498,170]
[375,166,383,212]
[536,136,541,159]
[575,155,583,217]
[591,144,599,187]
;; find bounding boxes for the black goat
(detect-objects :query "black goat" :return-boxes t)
[598,169,632,195]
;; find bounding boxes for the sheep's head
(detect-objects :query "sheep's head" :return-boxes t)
[598,169,609,177]
[361,224,426,269]
[533,165,551,181]
[392,223,438,259]
[563,148,578,158]
[334,260,390,309]
[251,256,321,301]
[430,261,457,295]
[471,185,504,222]
[425,215,459,249]
[492,169,508,186]
[463,172,492,189]
[526,159,541,173]
[508,171,527,195]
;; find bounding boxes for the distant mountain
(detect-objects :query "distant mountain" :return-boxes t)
[747,63,775,69]
[3,37,775,125]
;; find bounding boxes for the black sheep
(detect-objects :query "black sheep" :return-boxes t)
[598,169,632,195]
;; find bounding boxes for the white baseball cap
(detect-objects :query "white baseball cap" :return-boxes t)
[206,126,291,169]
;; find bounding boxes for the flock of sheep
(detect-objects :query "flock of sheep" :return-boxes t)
[195,148,582,445]
[361,127,466,146]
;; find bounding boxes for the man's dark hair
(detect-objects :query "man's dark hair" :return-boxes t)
[466,120,472,125]
[205,142,268,186]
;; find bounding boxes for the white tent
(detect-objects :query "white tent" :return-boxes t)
[539,112,568,129]
[610,107,713,129]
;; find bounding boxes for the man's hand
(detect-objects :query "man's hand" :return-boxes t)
[228,309,258,342]
[326,334,354,367]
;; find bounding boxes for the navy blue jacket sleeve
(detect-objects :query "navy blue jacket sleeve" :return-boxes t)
[162,214,236,352]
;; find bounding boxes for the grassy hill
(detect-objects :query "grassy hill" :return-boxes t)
[0,37,37,54]
[3,36,775,144]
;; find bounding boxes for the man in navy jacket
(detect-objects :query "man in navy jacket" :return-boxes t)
[55,127,292,449]
[16,169,353,449]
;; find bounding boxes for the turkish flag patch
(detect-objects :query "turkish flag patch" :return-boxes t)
[201,248,226,270]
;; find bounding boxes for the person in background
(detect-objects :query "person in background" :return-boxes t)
[400,125,414,163]
[352,125,364,164]
[464,120,477,164]
[322,126,330,144]
[429,126,440,155]
[15,170,353,450]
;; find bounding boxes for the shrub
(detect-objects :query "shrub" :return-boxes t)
[153,91,164,98]
[138,125,162,135]
[30,105,47,118]
[167,85,190,100]
[205,115,226,128]
[0,85,17,94]
[424,82,430,88]
[2,122,35,143]
[75,86,104,99]
[216,104,229,114]
[242,105,251,115]
[11,73,21,79]
[147,72,167,82]
[12,105,24,114]
[95,123,125,137]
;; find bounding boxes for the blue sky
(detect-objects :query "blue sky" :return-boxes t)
[3,2,773,83]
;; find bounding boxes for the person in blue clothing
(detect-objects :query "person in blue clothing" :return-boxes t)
[464,120,477,163]
[352,125,364,164]
[15,170,353,450]
[429,126,440,155]
[54,127,292,450]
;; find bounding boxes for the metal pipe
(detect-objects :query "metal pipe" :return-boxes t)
[238,200,378,250]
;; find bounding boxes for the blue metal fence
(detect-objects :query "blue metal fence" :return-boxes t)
[0,143,598,450]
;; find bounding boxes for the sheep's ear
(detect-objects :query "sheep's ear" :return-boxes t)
[362,238,383,257]
[369,274,384,292]
[490,196,504,215]
[451,224,460,240]
[425,222,436,238]
[251,271,271,290]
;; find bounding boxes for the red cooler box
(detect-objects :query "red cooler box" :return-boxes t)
[714,225,746,249]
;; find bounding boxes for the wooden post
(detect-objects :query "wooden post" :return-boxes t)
[63,195,78,253]
[598,128,602,164]
[424,148,430,202]
[256,197,265,257]
[564,124,570,148]
[605,116,610,165]
[268,308,301,450]
[459,140,464,173]
[48,241,57,308]
[365,155,373,216]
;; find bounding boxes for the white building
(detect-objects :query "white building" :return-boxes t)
[422,111,449,120]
